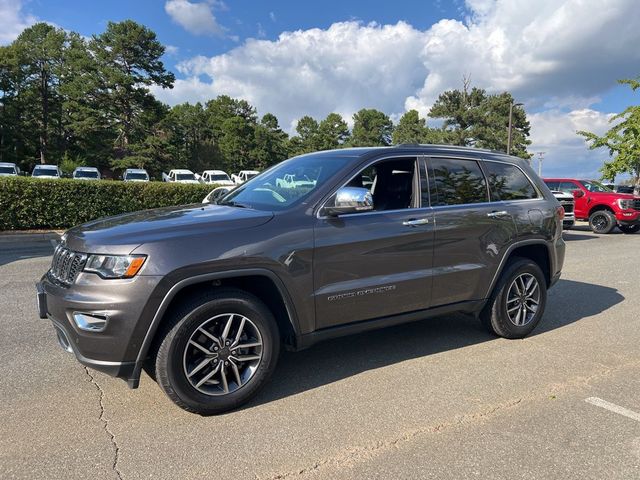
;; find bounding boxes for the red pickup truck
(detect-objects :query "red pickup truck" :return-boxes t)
[544,178,640,234]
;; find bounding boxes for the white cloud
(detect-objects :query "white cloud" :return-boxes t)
[529,109,619,179]
[164,44,180,57]
[0,0,37,45]
[153,0,640,176]
[164,0,225,36]
[269,12,276,22]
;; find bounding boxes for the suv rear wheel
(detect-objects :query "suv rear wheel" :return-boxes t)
[480,258,547,339]
[589,210,616,234]
[619,224,640,234]
[155,288,280,414]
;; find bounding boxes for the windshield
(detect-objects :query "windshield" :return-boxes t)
[221,155,348,211]
[211,174,230,181]
[177,173,196,181]
[580,180,612,193]
[126,172,148,180]
[33,167,58,176]
[0,166,16,174]
[75,170,98,178]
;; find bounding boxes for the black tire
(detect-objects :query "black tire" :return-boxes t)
[154,288,280,415]
[589,210,616,234]
[619,224,640,234]
[480,257,547,339]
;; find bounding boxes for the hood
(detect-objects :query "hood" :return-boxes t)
[64,204,274,254]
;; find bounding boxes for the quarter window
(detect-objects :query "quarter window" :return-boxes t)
[484,162,538,201]
[429,158,488,206]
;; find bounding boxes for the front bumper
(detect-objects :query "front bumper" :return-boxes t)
[37,271,162,384]
[615,210,640,225]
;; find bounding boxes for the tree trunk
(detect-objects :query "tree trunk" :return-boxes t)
[40,64,49,164]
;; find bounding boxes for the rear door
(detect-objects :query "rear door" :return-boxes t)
[427,156,517,306]
[313,156,434,329]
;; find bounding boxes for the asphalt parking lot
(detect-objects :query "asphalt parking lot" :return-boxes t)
[1,224,639,479]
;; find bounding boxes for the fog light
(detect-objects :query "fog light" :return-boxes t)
[73,312,108,332]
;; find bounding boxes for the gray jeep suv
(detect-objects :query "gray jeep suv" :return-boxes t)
[36,145,565,414]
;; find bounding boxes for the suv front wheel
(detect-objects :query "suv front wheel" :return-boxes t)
[155,288,280,414]
[480,258,547,339]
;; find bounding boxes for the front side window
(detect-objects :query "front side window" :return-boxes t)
[484,162,538,201]
[342,157,417,212]
[430,158,488,206]
[580,180,612,193]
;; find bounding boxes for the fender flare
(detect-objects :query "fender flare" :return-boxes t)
[129,268,300,388]
[483,239,555,299]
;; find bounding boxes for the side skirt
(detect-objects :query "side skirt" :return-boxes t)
[297,299,486,350]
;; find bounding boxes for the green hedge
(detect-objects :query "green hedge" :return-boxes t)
[0,177,215,230]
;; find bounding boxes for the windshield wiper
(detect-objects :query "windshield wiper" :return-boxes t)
[220,200,249,208]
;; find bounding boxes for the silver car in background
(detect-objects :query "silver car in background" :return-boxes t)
[32,165,62,179]
[123,168,150,182]
[72,166,101,180]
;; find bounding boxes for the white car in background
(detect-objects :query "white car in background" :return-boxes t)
[162,169,199,184]
[0,162,19,176]
[72,166,101,180]
[123,168,150,182]
[202,186,233,204]
[32,164,62,179]
[231,170,260,185]
[551,190,575,229]
[200,170,234,186]
[275,173,316,189]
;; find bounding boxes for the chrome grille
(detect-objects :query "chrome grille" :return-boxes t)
[559,200,574,213]
[49,245,87,286]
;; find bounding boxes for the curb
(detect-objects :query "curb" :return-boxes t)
[0,231,63,243]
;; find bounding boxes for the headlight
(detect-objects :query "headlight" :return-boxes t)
[84,254,146,279]
[617,199,633,210]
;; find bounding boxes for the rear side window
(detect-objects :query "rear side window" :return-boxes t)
[559,181,579,193]
[483,162,538,201]
[429,158,488,206]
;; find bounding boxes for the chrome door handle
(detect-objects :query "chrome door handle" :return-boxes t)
[487,210,510,218]
[403,218,430,226]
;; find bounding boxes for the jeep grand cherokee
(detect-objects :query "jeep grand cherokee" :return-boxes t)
[37,145,565,414]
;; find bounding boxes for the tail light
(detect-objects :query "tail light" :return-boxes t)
[556,205,565,220]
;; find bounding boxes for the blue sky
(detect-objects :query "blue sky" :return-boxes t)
[4,0,640,179]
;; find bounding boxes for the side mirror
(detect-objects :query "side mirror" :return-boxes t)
[573,189,584,198]
[324,187,373,216]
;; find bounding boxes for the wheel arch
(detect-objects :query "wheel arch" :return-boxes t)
[588,203,616,217]
[485,240,553,300]
[130,268,300,388]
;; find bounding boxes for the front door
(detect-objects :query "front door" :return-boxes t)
[313,156,434,329]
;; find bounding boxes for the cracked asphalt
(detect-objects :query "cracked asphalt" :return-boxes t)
[1,224,639,479]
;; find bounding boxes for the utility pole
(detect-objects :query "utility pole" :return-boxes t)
[507,102,524,155]
[537,151,546,177]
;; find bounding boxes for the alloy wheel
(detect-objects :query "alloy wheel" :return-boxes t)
[505,273,540,327]
[182,313,263,396]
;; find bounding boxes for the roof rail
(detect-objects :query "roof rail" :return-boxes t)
[394,143,504,154]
